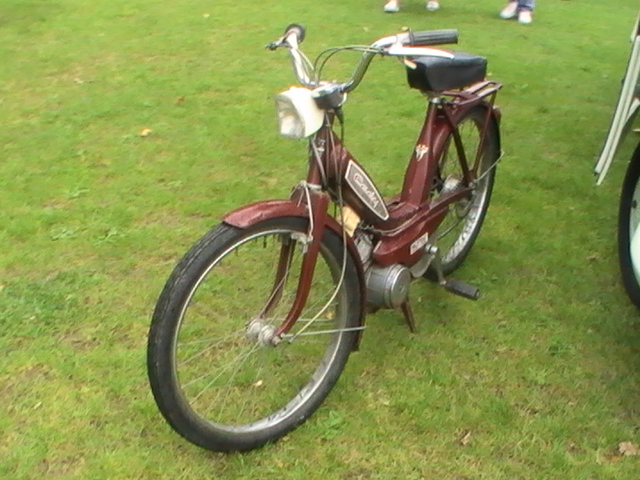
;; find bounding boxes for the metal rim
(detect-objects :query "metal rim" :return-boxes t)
[435,114,493,265]
[170,226,349,434]
[628,175,640,280]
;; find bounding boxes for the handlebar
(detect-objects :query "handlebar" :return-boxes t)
[268,25,459,93]
[401,29,458,47]
[284,24,306,45]
[267,23,307,50]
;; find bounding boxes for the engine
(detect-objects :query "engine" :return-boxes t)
[353,231,410,309]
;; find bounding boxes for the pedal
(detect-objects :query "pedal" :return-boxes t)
[442,278,480,300]
[426,244,480,300]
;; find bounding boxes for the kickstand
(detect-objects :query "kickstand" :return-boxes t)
[400,300,417,333]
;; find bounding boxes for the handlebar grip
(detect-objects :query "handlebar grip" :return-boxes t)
[283,23,306,45]
[405,29,458,47]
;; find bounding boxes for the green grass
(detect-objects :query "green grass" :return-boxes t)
[2,0,640,478]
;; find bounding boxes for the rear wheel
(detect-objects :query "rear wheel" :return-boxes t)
[618,142,640,308]
[427,105,500,276]
[147,217,362,452]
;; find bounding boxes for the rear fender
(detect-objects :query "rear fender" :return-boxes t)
[437,103,502,166]
[223,200,367,349]
[489,105,502,155]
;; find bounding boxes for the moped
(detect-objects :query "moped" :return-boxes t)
[147,24,502,452]
[594,12,640,308]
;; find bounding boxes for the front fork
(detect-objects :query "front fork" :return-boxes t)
[268,184,331,340]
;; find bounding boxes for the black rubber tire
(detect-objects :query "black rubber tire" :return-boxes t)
[618,142,640,309]
[426,105,499,277]
[147,217,362,452]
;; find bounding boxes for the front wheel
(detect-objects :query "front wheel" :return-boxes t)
[147,217,362,452]
[427,105,500,277]
[618,142,640,308]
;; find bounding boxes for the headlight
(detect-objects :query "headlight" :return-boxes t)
[275,87,324,139]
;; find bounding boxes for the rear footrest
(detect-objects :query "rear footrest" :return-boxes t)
[442,278,480,300]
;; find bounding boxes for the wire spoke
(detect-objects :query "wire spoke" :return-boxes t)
[178,329,245,367]
[184,342,261,395]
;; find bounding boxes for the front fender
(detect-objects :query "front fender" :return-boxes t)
[223,199,367,349]
[223,199,307,228]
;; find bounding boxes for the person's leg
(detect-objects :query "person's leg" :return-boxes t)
[518,0,535,10]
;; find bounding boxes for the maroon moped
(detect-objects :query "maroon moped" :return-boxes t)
[147,24,502,452]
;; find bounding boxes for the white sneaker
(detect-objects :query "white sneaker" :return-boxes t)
[518,9,532,24]
[384,0,399,12]
[426,1,439,11]
[499,1,518,19]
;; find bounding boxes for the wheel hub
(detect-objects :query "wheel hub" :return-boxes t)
[246,319,278,347]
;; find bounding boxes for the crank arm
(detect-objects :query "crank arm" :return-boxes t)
[428,245,480,300]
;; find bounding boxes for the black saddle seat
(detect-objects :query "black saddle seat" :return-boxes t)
[406,51,487,93]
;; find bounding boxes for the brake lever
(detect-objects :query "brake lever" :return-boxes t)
[266,38,285,51]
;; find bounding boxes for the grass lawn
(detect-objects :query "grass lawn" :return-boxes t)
[2,0,640,478]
